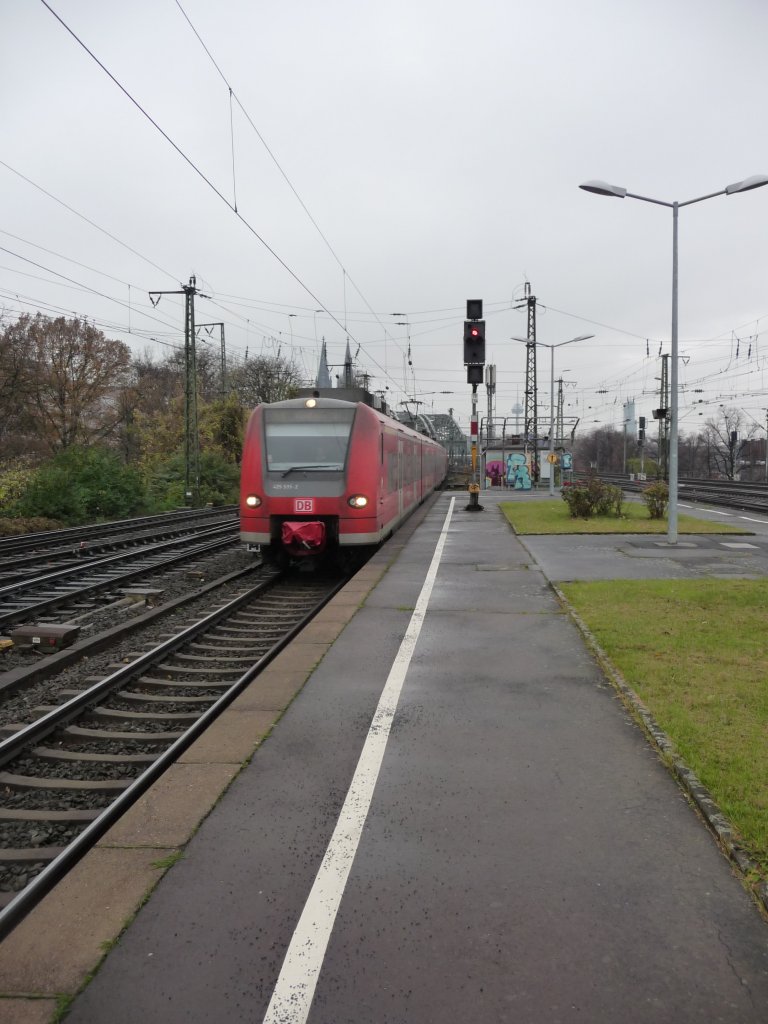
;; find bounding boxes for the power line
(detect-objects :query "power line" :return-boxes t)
[0,245,183,334]
[0,159,179,284]
[40,0,411,402]
[173,0,406,359]
[39,3,342,335]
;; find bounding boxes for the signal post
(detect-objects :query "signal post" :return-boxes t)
[463,299,485,512]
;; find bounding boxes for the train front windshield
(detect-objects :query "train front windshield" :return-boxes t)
[264,408,356,472]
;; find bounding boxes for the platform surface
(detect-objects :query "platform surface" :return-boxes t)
[61,491,768,1023]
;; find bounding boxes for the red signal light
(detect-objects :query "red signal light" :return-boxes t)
[463,319,486,365]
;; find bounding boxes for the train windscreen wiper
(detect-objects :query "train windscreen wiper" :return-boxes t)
[281,464,340,477]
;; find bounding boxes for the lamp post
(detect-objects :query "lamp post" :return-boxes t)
[580,173,768,543]
[622,418,630,475]
[512,334,594,495]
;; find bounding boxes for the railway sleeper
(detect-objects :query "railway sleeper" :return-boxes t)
[233,604,293,613]
[206,624,283,635]
[0,807,100,823]
[0,772,130,793]
[126,676,232,691]
[60,725,183,744]
[152,663,261,677]
[116,690,217,705]
[189,641,277,653]
[172,651,271,663]
[0,848,63,862]
[197,633,284,644]
[32,746,156,764]
[86,706,201,724]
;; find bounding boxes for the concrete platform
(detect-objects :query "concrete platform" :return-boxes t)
[2,490,768,1024]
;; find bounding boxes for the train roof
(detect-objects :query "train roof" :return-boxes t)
[257,395,445,446]
[261,396,359,411]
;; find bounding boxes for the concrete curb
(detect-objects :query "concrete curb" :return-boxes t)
[0,490,446,1023]
[550,580,768,919]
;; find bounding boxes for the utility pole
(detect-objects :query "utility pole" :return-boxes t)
[556,377,565,486]
[556,377,565,450]
[657,354,669,480]
[149,275,208,506]
[485,364,496,446]
[197,322,227,398]
[522,284,538,485]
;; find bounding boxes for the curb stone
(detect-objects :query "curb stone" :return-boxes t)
[551,581,768,919]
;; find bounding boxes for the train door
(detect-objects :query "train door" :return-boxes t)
[398,437,404,520]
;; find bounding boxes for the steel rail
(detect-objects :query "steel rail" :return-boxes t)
[0,526,239,630]
[0,571,347,942]
[0,506,237,556]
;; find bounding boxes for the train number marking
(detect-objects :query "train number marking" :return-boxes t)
[294,498,314,513]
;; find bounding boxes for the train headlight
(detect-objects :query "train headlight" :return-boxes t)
[347,494,368,508]
[305,398,317,408]
[245,494,262,508]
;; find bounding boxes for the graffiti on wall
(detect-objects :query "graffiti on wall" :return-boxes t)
[506,452,532,490]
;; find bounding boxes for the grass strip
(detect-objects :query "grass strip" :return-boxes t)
[560,577,768,873]
[500,499,748,536]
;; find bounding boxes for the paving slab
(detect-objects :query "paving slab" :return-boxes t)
[97,762,240,848]
[178,706,277,763]
[62,492,768,1024]
[0,847,166,993]
[0,998,59,1024]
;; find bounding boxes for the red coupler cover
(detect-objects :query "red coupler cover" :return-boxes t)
[281,521,325,550]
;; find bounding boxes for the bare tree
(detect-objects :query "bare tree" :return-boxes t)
[15,314,132,454]
[701,407,755,479]
[165,343,221,403]
[0,315,37,458]
[573,426,625,474]
[229,354,303,408]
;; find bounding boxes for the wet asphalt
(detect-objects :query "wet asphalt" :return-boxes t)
[65,490,768,1023]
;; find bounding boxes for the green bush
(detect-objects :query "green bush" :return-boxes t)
[13,447,146,525]
[0,516,63,536]
[642,480,669,519]
[561,483,595,518]
[561,477,625,519]
[144,449,240,510]
[0,462,36,513]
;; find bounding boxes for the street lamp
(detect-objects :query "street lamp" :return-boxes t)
[512,333,594,495]
[580,173,768,543]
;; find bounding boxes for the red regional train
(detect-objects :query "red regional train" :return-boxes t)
[240,391,447,569]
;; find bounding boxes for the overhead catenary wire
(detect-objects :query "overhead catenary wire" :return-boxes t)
[0,246,185,336]
[172,0,407,361]
[39,0,413,401]
[0,159,179,285]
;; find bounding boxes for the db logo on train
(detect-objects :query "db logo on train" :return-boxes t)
[294,499,314,513]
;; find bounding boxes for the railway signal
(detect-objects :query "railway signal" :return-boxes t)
[463,299,485,512]
[463,321,486,364]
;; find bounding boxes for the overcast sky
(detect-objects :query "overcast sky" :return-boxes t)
[3,0,768,436]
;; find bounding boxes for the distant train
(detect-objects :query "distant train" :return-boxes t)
[240,392,447,569]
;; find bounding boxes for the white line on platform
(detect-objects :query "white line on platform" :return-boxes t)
[261,496,456,1024]
[709,509,733,516]
[740,516,768,523]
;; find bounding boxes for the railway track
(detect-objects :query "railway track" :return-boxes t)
[0,509,237,587]
[0,567,345,940]
[0,507,236,564]
[0,521,239,637]
[578,475,768,516]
